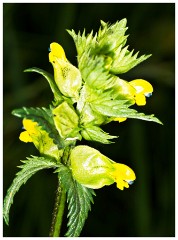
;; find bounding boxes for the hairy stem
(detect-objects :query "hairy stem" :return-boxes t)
[49,181,66,237]
[49,145,75,237]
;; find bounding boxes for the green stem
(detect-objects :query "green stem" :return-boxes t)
[49,181,66,237]
[49,145,74,237]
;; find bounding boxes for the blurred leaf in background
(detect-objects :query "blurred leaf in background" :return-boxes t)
[3,3,175,237]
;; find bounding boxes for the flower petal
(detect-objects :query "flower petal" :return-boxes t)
[49,42,67,61]
[135,93,146,106]
[113,117,127,123]
[129,79,153,95]
[111,163,136,190]
[19,131,33,143]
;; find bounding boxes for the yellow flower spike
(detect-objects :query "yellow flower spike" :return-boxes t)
[70,145,136,190]
[129,79,153,106]
[110,163,136,190]
[49,42,82,101]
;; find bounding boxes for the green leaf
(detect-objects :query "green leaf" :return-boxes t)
[3,156,59,225]
[77,83,122,113]
[81,125,118,144]
[68,29,115,91]
[97,19,128,54]
[57,164,95,237]
[68,19,151,75]
[24,67,63,103]
[92,103,163,124]
[79,54,115,90]
[67,29,97,62]
[110,45,151,74]
[12,107,64,149]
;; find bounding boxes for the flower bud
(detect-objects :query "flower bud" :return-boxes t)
[49,42,82,102]
[70,145,136,190]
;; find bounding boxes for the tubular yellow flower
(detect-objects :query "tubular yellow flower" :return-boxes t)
[19,119,63,160]
[112,79,153,123]
[19,119,38,143]
[49,42,67,61]
[49,42,82,101]
[110,163,136,190]
[70,145,136,190]
[129,79,153,106]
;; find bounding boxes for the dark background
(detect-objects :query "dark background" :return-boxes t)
[3,3,175,237]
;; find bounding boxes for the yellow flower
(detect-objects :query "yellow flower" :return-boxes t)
[110,163,136,190]
[49,42,67,62]
[19,119,38,143]
[19,119,63,160]
[129,79,153,106]
[49,42,82,101]
[112,79,153,123]
[113,117,127,123]
[70,145,136,190]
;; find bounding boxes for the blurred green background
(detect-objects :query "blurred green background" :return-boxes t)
[3,3,175,237]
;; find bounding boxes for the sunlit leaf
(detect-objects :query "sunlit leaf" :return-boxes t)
[3,156,59,225]
[56,164,95,237]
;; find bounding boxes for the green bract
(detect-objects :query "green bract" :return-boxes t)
[52,101,81,140]
[4,19,162,237]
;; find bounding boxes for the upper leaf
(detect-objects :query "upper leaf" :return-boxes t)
[110,45,152,74]
[69,19,151,75]
[97,19,128,55]
[3,156,59,225]
[57,164,95,237]
[67,29,97,62]
[92,101,163,125]
[79,54,115,90]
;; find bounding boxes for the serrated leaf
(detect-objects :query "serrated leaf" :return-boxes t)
[110,44,151,74]
[97,19,128,54]
[92,103,162,125]
[3,156,59,225]
[81,125,118,144]
[24,67,63,103]
[57,164,95,237]
[79,54,115,90]
[67,29,97,62]
[12,107,64,149]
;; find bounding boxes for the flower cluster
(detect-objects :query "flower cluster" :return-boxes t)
[18,19,161,191]
[4,19,162,237]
